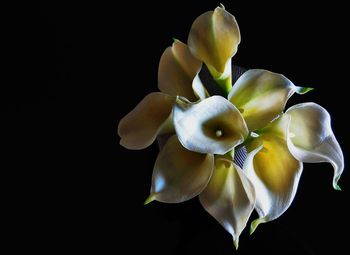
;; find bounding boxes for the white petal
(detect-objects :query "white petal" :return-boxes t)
[286,103,344,190]
[148,135,214,203]
[118,93,174,150]
[173,96,248,155]
[228,69,312,131]
[244,116,303,233]
[199,158,255,246]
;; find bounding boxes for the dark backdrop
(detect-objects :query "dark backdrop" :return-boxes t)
[3,1,348,254]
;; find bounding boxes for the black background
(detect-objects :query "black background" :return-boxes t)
[3,1,349,254]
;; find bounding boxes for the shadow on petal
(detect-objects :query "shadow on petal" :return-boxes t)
[158,40,205,101]
[150,135,214,203]
[228,69,311,131]
[244,116,303,232]
[118,92,174,150]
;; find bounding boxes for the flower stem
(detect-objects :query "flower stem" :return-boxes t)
[215,75,232,96]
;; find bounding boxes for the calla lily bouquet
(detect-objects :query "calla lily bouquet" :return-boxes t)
[118,5,344,249]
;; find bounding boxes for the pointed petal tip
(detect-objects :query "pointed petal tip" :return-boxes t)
[295,86,314,94]
[250,218,265,235]
[233,239,239,250]
[144,194,156,205]
[334,183,342,191]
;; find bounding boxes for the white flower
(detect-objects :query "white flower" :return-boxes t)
[118,6,344,249]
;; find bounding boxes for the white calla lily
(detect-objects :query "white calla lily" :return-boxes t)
[188,5,240,93]
[173,96,249,155]
[244,115,303,233]
[228,69,313,131]
[199,157,255,249]
[118,5,345,251]
[286,103,344,190]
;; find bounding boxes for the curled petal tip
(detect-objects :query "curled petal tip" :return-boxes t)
[144,194,156,205]
[334,184,342,191]
[250,218,265,235]
[295,86,314,94]
[286,102,344,191]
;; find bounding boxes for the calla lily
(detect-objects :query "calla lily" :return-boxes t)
[143,96,253,247]
[173,95,248,155]
[244,115,303,233]
[199,157,255,249]
[228,69,313,131]
[188,5,240,93]
[146,134,256,246]
[244,103,344,233]
[147,95,249,203]
[286,103,344,190]
[118,5,344,251]
[118,40,205,150]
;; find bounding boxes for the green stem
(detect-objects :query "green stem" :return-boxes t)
[215,75,232,96]
[207,64,232,96]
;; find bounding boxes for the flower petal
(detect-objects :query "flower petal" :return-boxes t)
[187,6,240,82]
[149,135,214,203]
[173,96,249,155]
[199,158,255,248]
[158,40,207,101]
[228,69,310,131]
[244,116,303,233]
[118,92,174,150]
[286,103,344,190]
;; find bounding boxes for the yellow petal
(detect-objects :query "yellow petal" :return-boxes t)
[199,158,255,245]
[188,6,240,91]
[244,116,303,233]
[158,40,207,101]
[228,69,310,131]
[118,92,174,150]
[173,96,248,155]
[286,103,344,190]
[149,135,214,203]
